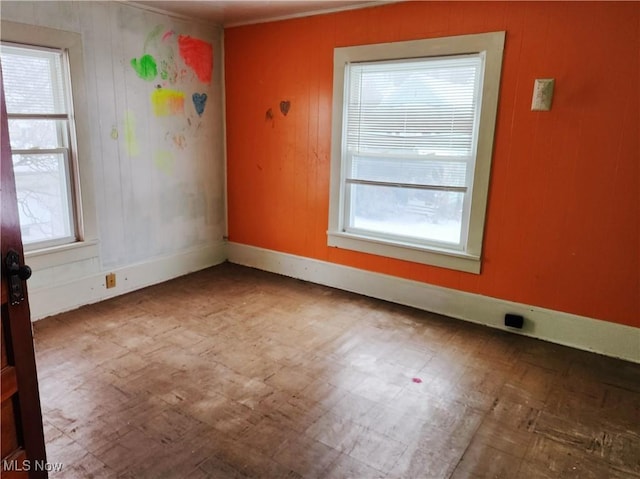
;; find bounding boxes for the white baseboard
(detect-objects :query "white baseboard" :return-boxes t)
[29,241,227,321]
[228,242,640,363]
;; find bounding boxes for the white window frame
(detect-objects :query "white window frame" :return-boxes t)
[1,21,98,270]
[2,42,78,249]
[328,32,505,274]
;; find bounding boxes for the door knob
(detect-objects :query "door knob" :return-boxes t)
[15,264,32,280]
[4,249,31,305]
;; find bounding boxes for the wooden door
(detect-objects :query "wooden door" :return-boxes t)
[1,66,48,478]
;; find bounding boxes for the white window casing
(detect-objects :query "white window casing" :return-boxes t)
[328,32,505,274]
[1,20,98,269]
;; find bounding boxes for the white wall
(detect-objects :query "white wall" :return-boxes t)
[1,1,226,318]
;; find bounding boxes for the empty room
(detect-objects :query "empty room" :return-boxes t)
[1,1,638,478]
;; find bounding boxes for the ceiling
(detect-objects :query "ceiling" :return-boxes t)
[132,1,383,27]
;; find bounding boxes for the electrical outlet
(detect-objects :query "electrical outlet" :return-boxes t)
[531,78,554,111]
[505,313,524,329]
[106,273,116,289]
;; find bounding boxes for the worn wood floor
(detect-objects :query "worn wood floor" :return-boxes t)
[33,263,640,478]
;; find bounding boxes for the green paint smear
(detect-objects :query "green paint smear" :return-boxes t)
[144,24,164,52]
[160,59,177,84]
[124,110,139,157]
[131,54,157,81]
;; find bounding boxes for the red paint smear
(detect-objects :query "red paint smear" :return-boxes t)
[412,377,423,384]
[178,35,213,83]
[162,30,175,41]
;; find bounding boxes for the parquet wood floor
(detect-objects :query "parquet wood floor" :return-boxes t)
[32,263,640,478]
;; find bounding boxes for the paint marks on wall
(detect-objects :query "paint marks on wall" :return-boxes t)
[124,110,139,156]
[178,35,213,83]
[153,149,174,175]
[172,133,187,150]
[280,100,291,116]
[192,93,207,116]
[132,26,213,104]
[144,24,164,53]
[151,88,185,116]
[265,107,275,128]
[160,59,178,83]
[129,26,214,160]
[131,54,157,81]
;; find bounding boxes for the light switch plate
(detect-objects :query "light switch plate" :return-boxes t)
[531,78,554,111]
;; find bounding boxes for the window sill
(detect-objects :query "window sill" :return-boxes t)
[25,239,100,271]
[327,231,481,274]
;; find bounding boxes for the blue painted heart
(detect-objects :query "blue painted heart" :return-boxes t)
[192,93,207,116]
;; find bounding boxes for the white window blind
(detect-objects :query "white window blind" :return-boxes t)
[345,55,482,159]
[2,46,67,115]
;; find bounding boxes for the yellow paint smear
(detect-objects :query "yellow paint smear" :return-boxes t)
[151,89,185,116]
[153,150,174,175]
[124,110,138,156]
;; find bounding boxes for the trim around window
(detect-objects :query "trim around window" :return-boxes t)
[328,32,505,274]
[2,20,98,267]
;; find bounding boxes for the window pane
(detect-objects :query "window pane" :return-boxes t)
[13,153,74,245]
[348,183,463,245]
[0,44,67,114]
[350,155,467,187]
[8,119,68,149]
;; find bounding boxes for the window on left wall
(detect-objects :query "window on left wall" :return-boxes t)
[1,43,79,250]
[1,20,98,269]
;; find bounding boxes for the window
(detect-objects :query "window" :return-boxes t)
[328,32,505,273]
[1,43,77,249]
[1,20,97,267]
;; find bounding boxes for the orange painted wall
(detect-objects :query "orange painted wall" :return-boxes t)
[225,2,639,328]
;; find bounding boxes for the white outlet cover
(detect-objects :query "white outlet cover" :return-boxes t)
[531,78,554,111]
